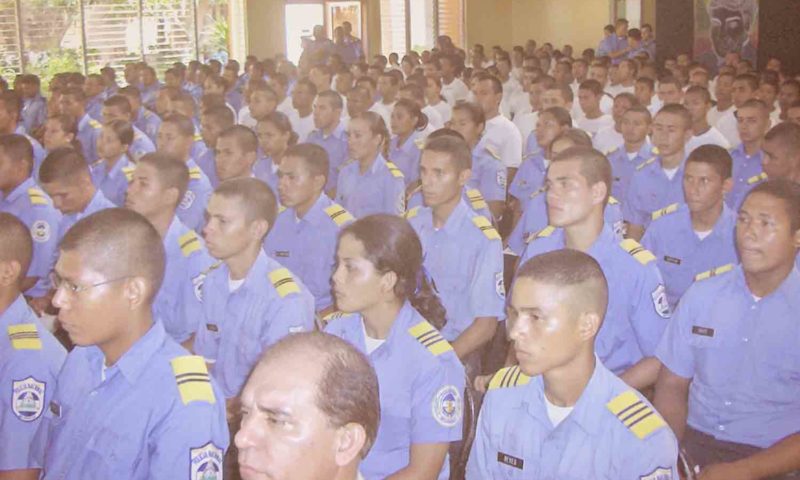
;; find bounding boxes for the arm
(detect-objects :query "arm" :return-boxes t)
[0,470,40,480]
[452,316,497,360]
[385,443,450,480]
[653,366,691,441]
[619,356,662,390]
[698,433,800,480]
[626,223,645,241]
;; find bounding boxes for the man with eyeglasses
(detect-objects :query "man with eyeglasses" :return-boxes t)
[28,208,229,479]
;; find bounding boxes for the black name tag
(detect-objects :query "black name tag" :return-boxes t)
[206,323,219,332]
[497,452,524,470]
[50,401,61,417]
[692,325,715,337]
[275,251,290,258]
[664,255,682,265]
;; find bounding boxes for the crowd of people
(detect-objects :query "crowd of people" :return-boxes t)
[1,16,800,480]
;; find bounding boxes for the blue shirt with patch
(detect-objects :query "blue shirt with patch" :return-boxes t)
[509,152,546,202]
[77,113,102,164]
[307,123,349,192]
[624,155,686,229]
[90,154,135,207]
[175,159,213,233]
[336,154,406,218]
[470,139,507,203]
[134,107,161,142]
[607,142,656,203]
[726,144,764,209]
[388,130,425,186]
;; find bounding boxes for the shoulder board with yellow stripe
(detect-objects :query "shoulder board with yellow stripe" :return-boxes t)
[405,206,420,220]
[323,311,345,322]
[608,196,619,205]
[408,320,453,356]
[607,390,666,440]
[8,324,42,350]
[488,365,531,390]
[171,355,216,405]
[694,263,734,282]
[414,137,426,150]
[188,167,202,180]
[269,268,301,298]
[122,165,136,182]
[88,119,102,129]
[529,187,545,199]
[323,204,354,227]
[193,132,203,142]
[651,146,659,155]
[485,145,501,161]
[466,189,488,211]
[747,172,767,185]
[471,215,500,241]
[651,202,679,221]
[385,161,404,179]
[278,204,286,214]
[27,188,48,206]
[636,156,657,171]
[178,230,202,257]
[524,225,556,245]
[619,239,656,265]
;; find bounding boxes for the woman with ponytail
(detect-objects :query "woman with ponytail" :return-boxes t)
[389,98,428,186]
[336,112,406,217]
[253,111,298,192]
[325,214,465,480]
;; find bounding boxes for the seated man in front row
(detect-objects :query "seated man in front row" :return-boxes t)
[468,249,678,479]
[654,179,800,479]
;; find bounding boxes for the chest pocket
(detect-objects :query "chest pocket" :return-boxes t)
[85,427,143,477]
[689,319,742,387]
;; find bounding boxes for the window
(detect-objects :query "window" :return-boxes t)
[379,0,464,56]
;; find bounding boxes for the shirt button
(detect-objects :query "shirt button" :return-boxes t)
[718,425,726,431]
[724,401,732,406]
[742,337,749,343]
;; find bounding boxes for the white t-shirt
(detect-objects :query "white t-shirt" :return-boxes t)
[513,110,539,151]
[277,97,294,116]
[429,100,452,125]
[238,105,256,129]
[707,104,733,127]
[606,84,635,97]
[422,104,445,131]
[485,114,523,168]
[361,320,386,354]
[592,125,624,154]
[695,229,712,240]
[228,275,245,292]
[713,108,740,147]
[686,126,731,154]
[288,110,315,143]
[577,114,614,136]
[441,77,469,106]
[368,102,392,128]
[544,395,575,428]
[663,166,680,180]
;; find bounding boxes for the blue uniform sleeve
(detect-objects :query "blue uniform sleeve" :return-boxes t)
[410,359,465,444]
[177,253,217,343]
[623,176,648,227]
[508,158,533,201]
[654,288,697,379]
[24,206,62,297]
[465,390,498,479]
[617,427,679,480]
[177,182,212,233]
[468,235,505,320]
[477,158,506,202]
[384,175,406,216]
[628,263,670,357]
[261,291,315,350]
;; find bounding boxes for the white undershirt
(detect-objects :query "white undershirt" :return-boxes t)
[694,229,712,240]
[361,320,386,354]
[228,275,245,292]
[544,395,574,427]
[662,166,680,180]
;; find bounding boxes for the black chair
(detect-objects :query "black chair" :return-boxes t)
[451,380,478,480]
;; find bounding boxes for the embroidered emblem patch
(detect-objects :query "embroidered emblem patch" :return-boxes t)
[432,385,462,428]
[12,377,46,422]
[190,442,223,480]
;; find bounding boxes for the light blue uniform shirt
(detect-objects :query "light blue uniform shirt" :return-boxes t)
[30,321,229,479]
[76,113,102,164]
[0,177,62,297]
[325,302,465,480]
[336,154,406,218]
[509,152,546,202]
[157,217,216,342]
[56,189,115,243]
[134,107,161,142]
[194,147,219,187]
[520,224,670,374]
[726,144,764,209]
[307,123,349,192]
[466,361,678,479]
[524,129,542,159]
[641,203,738,309]
[140,82,161,111]
[90,154,134,207]
[23,134,46,184]
[656,265,800,449]
[194,251,315,398]
[407,199,506,341]
[129,125,156,162]
[1,295,66,471]
[624,155,686,228]
[607,142,655,203]
[470,139,507,203]
[252,154,279,193]
[85,94,104,121]
[21,95,47,134]
[263,194,353,311]
[407,187,493,220]
[389,130,425,186]
[176,159,213,233]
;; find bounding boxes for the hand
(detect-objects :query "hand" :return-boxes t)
[697,462,755,480]
[28,295,52,317]
[473,374,492,393]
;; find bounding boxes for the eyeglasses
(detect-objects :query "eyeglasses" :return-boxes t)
[50,272,131,295]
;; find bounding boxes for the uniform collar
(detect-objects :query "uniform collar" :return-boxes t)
[393,129,421,151]
[683,202,736,238]
[585,223,617,258]
[734,264,800,309]
[2,176,36,204]
[164,216,187,249]
[733,143,762,160]
[0,295,34,329]
[78,113,92,130]
[106,153,132,178]
[221,250,272,295]
[88,321,168,385]
[437,198,471,235]
[361,301,416,356]
[317,122,346,140]
[71,189,109,221]
[293,192,331,226]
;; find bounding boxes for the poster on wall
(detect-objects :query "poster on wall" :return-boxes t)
[694,0,758,75]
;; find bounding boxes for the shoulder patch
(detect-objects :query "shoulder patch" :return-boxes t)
[607,390,666,440]
[8,324,42,350]
[636,156,657,171]
[188,167,202,180]
[488,366,531,390]
[466,188,488,211]
[524,225,555,244]
[620,238,656,265]
[88,119,102,129]
[608,195,619,205]
[171,355,216,405]
[405,206,420,220]
[408,320,454,356]
[27,188,48,206]
[747,172,767,185]
[694,263,734,282]
[190,442,224,480]
[385,161,405,179]
[651,203,679,221]
[269,268,301,297]
[485,145,501,161]
[414,137,426,150]
[122,165,136,182]
[529,186,545,199]
[471,215,500,240]
[179,230,202,257]
[323,204,355,227]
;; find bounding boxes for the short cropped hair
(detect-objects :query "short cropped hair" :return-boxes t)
[104,119,135,147]
[214,177,278,230]
[541,106,572,127]
[551,146,612,205]
[218,125,258,154]
[734,73,759,92]
[0,90,22,117]
[475,73,503,94]
[656,103,692,129]
[103,95,133,115]
[764,122,800,155]
[746,179,800,232]
[579,79,603,96]
[0,134,33,174]
[161,113,195,138]
[317,90,343,110]
[202,105,236,129]
[39,147,89,184]
[423,134,472,171]
[0,212,33,278]
[283,143,329,184]
[137,152,190,203]
[686,144,732,179]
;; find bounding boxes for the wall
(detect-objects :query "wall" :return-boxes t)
[510,0,610,52]
[246,0,285,59]
[465,0,513,50]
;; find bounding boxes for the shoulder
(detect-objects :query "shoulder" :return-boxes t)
[384,161,405,181]
[483,366,533,408]
[322,202,355,228]
[650,202,681,222]
[483,144,502,161]
[617,238,657,267]
[323,311,360,335]
[467,213,501,242]
[604,388,675,446]
[693,263,735,284]
[406,319,457,360]
[635,156,657,172]
[88,118,102,130]
[266,264,304,299]
[25,187,52,208]
[487,365,531,391]
[524,224,557,245]
[405,205,423,221]
[177,229,204,257]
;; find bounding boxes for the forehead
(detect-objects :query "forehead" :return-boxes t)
[547,159,584,179]
[207,193,244,216]
[420,149,457,169]
[685,160,721,177]
[740,192,791,221]
[654,112,683,125]
[510,277,562,308]
[245,356,322,408]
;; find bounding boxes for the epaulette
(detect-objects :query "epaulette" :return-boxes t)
[608,196,619,205]
[529,187,545,199]
[405,206,420,220]
[268,268,300,298]
[193,132,203,142]
[143,110,153,118]
[188,167,202,180]
[694,263,734,282]
[278,204,287,214]
[88,118,102,129]
[636,156,656,171]
[170,355,216,405]
[488,365,530,390]
[747,172,767,185]
[386,161,404,179]
[485,145,501,161]
[414,137,426,150]
[179,230,202,257]
[619,238,656,265]
[323,311,345,322]
[651,203,679,221]
[651,146,659,155]
[8,324,42,350]
[524,225,555,244]
[27,188,48,206]
[408,320,453,356]
[471,215,500,241]
[122,165,136,182]
[324,204,355,227]
[606,390,666,440]
[466,188,488,211]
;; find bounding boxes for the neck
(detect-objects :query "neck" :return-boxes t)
[397,130,412,146]
[1,176,24,197]
[692,119,711,135]
[382,93,395,105]
[361,297,403,339]
[272,149,286,166]
[584,108,602,119]
[432,195,461,228]
[0,289,20,316]
[100,312,153,366]
[295,192,321,218]
[661,149,684,169]
[226,243,261,280]
[297,105,312,117]
[621,78,634,87]
[716,98,732,111]
[358,152,379,174]
[486,109,500,120]
[106,152,124,168]
[322,120,340,136]
[150,211,175,239]
[442,73,455,83]
[690,201,723,231]
[76,187,97,214]
[625,139,645,153]
[563,212,604,251]
[743,139,762,156]
[744,262,794,298]
[542,349,596,407]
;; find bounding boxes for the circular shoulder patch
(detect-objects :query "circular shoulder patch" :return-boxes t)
[12,377,46,422]
[180,190,196,210]
[432,385,462,428]
[190,442,223,480]
[31,220,51,243]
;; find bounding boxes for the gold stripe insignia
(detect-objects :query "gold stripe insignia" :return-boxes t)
[405,206,420,220]
[179,230,201,257]
[323,311,345,322]
[122,166,136,182]
[488,366,531,390]
[524,225,555,244]
[608,196,619,205]
[89,119,102,129]
[193,133,203,142]
[189,167,202,180]
[466,189,488,211]
[324,204,354,227]
[385,161,405,179]
[471,216,500,241]
[636,157,656,171]
[485,145,501,161]
[694,263,734,281]
[607,390,666,440]
[651,203,679,220]
[620,239,656,265]
[171,355,216,405]
[747,172,767,185]
[414,138,426,150]
[27,189,48,206]
[529,187,545,199]
[8,324,42,350]
[269,268,300,297]
[408,321,453,356]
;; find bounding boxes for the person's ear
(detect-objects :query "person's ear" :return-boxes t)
[721,176,734,195]
[458,167,472,187]
[0,260,21,288]
[590,180,608,206]
[313,172,327,192]
[577,311,601,341]
[250,218,270,243]
[380,270,398,295]
[793,226,800,250]
[333,423,367,467]
[124,276,148,310]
